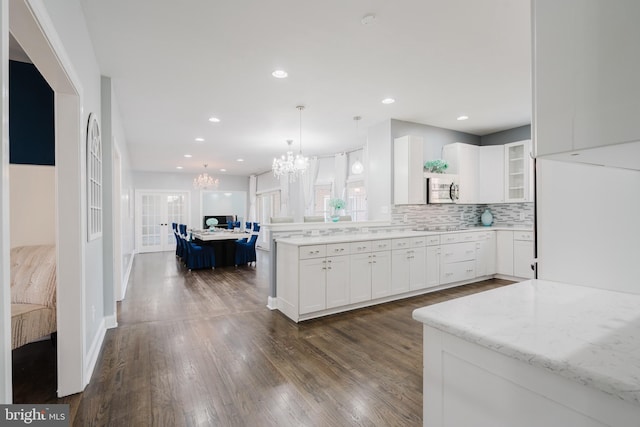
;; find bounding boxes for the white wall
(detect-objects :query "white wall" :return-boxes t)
[133,171,249,229]
[9,164,55,248]
[109,84,135,294]
[367,119,392,220]
[33,0,106,382]
[537,159,640,293]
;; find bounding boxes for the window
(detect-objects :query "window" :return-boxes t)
[87,113,102,241]
[257,190,281,224]
[313,184,332,218]
[347,181,367,221]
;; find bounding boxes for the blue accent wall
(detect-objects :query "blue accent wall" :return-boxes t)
[9,60,55,165]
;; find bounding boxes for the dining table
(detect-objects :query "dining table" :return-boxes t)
[191,229,250,267]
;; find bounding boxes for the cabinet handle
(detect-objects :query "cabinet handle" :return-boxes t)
[327,260,332,263]
[327,266,332,270]
[466,269,474,273]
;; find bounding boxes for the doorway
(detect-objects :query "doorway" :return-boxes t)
[3,0,86,400]
[135,191,189,253]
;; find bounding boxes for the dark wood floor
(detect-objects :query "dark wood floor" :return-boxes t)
[12,250,513,426]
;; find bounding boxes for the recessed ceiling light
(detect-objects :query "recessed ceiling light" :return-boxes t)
[194,137,205,142]
[208,117,220,123]
[361,14,377,25]
[457,115,469,121]
[236,158,244,162]
[176,166,183,169]
[381,98,395,104]
[220,168,227,172]
[272,70,288,79]
[224,192,232,197]
[184,154,192,158]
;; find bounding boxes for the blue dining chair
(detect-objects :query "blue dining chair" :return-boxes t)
[235,234,258,267]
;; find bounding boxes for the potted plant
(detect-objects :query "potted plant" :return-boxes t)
[328,198,346,222]
[424,159,449,174]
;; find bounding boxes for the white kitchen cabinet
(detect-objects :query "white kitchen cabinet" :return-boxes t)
[478,145,505,203]
[391,249,411,294]
[350,252,372,304]
[442,142,532,203]
[409,246,427,290]
[504,140,533,202]
[299,258,327,314]
[426,246,440,288]
[513,231,535,279]
[440,241,477,284]
[476,231,496,277]
[533,0,640,164]
[496,230,514,276]
[325,255,350,309]
[392,237,427,293]
[394,135,425,205]
[442,142,479,204]
[371,249,392,299]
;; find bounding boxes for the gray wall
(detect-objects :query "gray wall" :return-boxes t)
[391,119,480,161]
[480,124,531,145]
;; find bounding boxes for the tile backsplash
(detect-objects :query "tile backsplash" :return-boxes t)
[391,203,534,228]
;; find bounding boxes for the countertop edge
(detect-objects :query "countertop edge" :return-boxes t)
[412,280,640,407]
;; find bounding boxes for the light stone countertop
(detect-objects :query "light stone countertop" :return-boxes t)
[412,279,640,406]
[275,225,532,246]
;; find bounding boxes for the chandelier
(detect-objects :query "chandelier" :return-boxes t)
[272,105,309,180]
[193,164,219,189]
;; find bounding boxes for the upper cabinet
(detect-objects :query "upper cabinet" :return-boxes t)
[443,141,533,204]
[394,135,426,205]
[442,143,479,204]
[533,0,640,169]
[478,145,505,204]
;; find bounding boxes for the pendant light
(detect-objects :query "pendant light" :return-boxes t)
[351,116,364,175]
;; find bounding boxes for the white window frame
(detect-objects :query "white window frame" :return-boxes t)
[313,183,332,218]
[87,113,102,241]
[346,179,367,222]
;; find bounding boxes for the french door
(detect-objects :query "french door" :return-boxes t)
[136,191,189,253]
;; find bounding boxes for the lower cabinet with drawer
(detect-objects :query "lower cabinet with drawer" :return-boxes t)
[439,232,479,285]
[513,231,535,279]
[276,228,532,322]
[391,237,427,293]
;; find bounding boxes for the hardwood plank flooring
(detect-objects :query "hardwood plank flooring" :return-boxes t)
[12,250,513,426]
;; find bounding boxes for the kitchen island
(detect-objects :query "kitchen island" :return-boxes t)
[412,280,640,427]
[274,226,532,322]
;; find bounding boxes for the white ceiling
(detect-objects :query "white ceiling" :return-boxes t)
[79,0,531,176]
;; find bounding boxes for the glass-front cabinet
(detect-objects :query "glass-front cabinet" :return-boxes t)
[504,140,532,202]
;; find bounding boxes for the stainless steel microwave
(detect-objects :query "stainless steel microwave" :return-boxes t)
[427,175,460,204]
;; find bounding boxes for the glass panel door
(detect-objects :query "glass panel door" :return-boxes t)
[136,191,189,253]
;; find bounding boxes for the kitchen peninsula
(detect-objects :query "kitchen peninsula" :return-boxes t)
[412,280,640,426]
[274,225,532,322]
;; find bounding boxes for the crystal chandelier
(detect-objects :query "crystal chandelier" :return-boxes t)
[272,105,309,181]
[193,164,219,189]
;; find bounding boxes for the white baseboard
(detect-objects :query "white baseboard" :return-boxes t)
[104,314,117,329]
[84,318,107,387]
[266,296,277,310]
[120,251,136,300]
